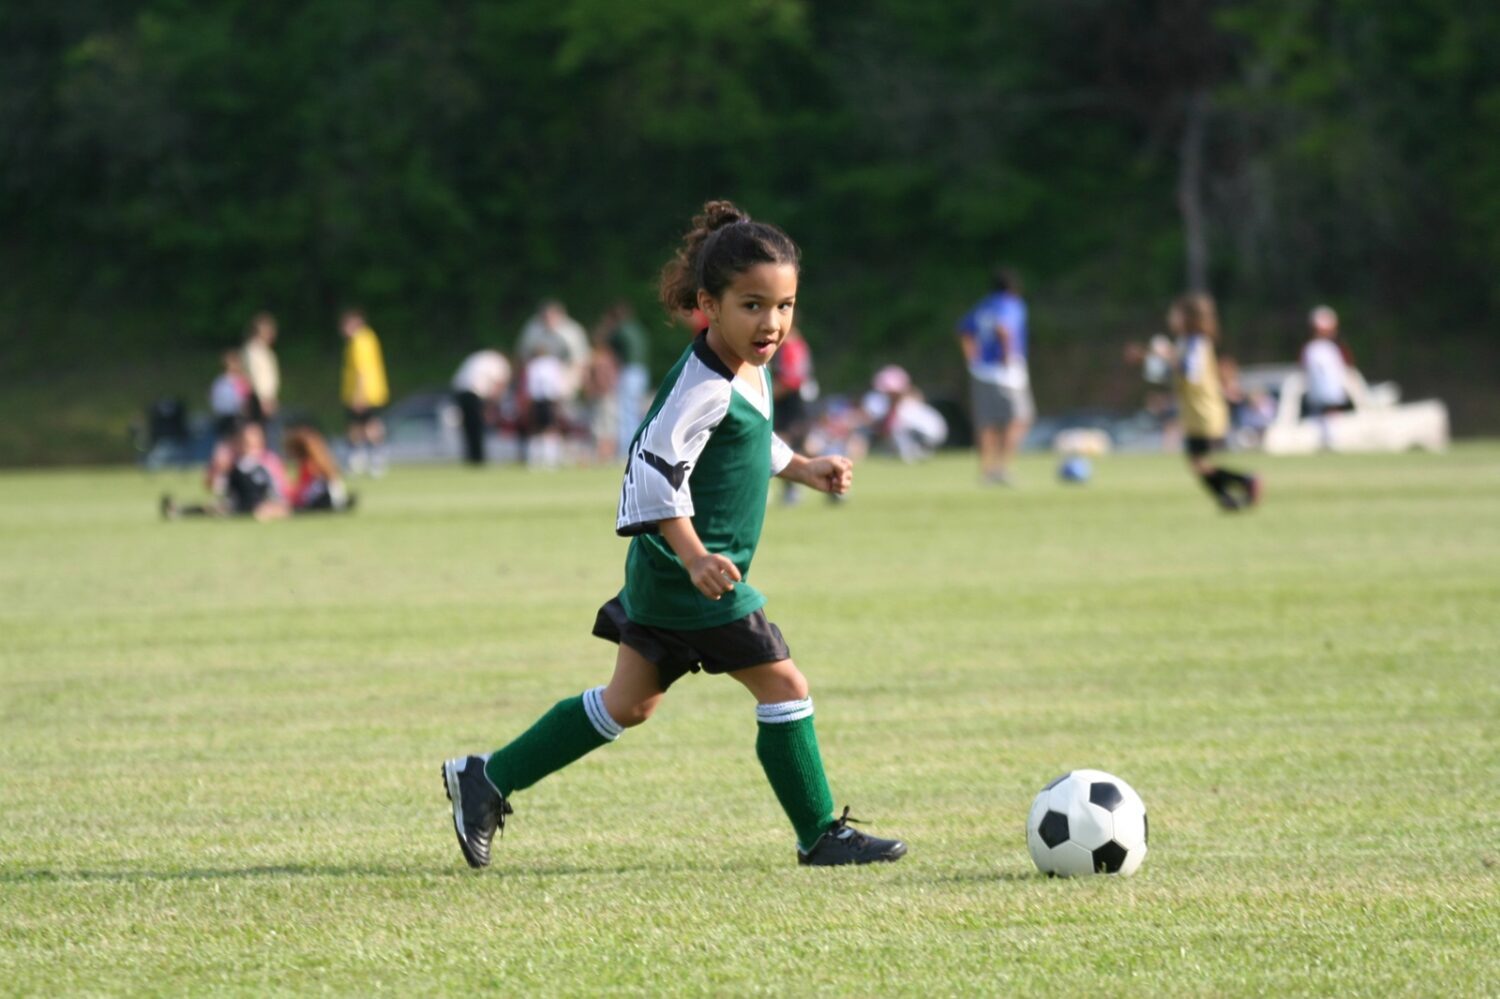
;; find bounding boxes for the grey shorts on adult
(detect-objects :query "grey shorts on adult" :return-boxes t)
[971,378,1034,428]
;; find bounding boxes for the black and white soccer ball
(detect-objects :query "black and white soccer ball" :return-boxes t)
[1026,769,1148,877]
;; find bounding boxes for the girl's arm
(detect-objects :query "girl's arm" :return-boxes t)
[657,516,741,600]
[777,453,853,495]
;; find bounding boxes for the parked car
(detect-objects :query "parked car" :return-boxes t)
[1240,364,1449,455]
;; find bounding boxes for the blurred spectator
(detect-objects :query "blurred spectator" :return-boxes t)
[1164,293,1260,511]
[285,426,354,512]
[162,421,290,521]
[210,349,251,440]
[806,397,868,464]
[242,312,281,449]
[451,349,512,466]
[517,299,590,401]
[584,329,620,464]
[598,301,650,458]
[957,266,1033,485]
[772,325,816,503]
[1302,305,1353,416]
[1220,354,1275,448]
[340,308,390,476]
[524,348,568,469]
[1124,334,1183,450]
[865,365,947,463]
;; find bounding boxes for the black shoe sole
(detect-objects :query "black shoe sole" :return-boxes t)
[441,762,486,869]
[798,841,908,866]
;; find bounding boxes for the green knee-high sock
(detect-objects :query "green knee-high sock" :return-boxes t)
[483,688,621,797]
[755,699,836,850]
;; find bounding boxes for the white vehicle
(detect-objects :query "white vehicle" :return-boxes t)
[1240,365,1449,455]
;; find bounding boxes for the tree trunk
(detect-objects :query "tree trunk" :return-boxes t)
[1178,89,1210,292]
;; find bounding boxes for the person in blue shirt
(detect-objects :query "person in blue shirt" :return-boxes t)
[957,267,1034,485]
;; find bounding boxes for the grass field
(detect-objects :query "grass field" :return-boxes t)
[2,448,1497,996]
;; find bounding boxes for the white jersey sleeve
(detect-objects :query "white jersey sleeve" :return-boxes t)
[1180,335,1208,384]
[770,433,794,476]
[616,355,732,535]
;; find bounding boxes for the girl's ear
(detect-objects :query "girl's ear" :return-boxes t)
[696,288,718,325]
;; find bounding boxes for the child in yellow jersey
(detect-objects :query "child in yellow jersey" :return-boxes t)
[1167,293,1261,511]
[339,308,390,476]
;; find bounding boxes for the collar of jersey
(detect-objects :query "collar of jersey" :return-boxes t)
[692,334,771,419]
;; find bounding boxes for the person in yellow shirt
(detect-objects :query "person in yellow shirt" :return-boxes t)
[340,308,390,476]
[1166,293,1260,511]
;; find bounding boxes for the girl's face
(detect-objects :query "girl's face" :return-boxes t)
[700,263,798,374]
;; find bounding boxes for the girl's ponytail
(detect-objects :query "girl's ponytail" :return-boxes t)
[658,200,750,315]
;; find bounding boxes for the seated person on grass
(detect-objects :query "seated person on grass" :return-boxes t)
[162,421,290,521]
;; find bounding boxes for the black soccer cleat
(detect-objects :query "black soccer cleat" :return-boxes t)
[1244,475,1263,508]
[441,754,512,869]
[797,807,907,867]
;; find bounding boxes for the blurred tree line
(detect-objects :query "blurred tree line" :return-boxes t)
[3,0,1498,453]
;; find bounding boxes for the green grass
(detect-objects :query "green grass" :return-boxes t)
[1,448,1497,996]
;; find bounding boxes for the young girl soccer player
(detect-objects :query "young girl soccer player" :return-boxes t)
[443,200,907,868]
[1166,292,1261,511]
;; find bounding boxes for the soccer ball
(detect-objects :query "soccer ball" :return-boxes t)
[1026,769,1148,876]
[1057,455,1092,483]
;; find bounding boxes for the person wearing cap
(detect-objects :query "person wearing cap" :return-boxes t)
[866,365,947,463]
[957,267,1033,485]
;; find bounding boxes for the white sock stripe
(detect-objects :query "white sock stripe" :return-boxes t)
[582,686,623,740]
[756,697,814,724]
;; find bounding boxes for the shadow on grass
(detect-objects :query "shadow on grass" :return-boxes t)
[2,858,761,884]
[1,864,428,884]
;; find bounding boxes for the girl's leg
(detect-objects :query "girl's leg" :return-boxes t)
[484,643,658,797]
[601,642,667,728]
[731,658,809,703]
[732,660,906,863]
[445,644,659,869]
[977,425,1005,479]
[1189,454,1258,509]
[730,660,834,851]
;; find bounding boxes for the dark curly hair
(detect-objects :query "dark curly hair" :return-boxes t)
[658,199,801,319]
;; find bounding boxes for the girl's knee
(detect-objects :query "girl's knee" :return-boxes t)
[612,693,663,728]
[760,661,810,702]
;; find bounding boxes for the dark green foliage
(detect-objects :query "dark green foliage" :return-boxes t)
[2,0,1498,458]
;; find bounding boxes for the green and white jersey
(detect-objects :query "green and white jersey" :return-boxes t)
[615,336,794,629]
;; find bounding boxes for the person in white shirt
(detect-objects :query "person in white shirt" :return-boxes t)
[517,300,591,399]
[524,350,568,468]
[451,349,512,465]
[867,365,948,463]
[210,349,250,439]
[1301,305,1352,416]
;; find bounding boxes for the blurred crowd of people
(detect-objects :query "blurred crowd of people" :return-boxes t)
[444,299,652,469]
[154,272,1358,522]
[161,420,352,521]
[1130,301,1356,452]
[162,309,370,519]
